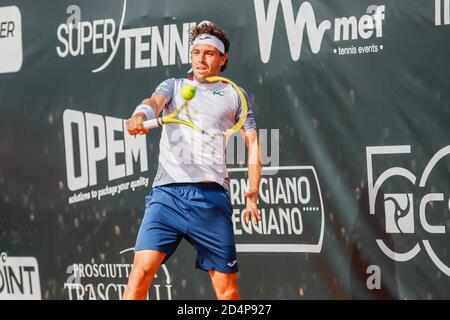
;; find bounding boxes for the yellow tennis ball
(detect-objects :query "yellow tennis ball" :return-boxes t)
[181,85,196,100]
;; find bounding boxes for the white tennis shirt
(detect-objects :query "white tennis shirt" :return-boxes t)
[151,77,256,191]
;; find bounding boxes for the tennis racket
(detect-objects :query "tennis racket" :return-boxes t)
[143,76,248,137]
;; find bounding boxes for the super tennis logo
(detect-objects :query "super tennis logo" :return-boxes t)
[229,166,324,253]
[254,0,385,62]
[0,5,23,73]
[56,0,195,72]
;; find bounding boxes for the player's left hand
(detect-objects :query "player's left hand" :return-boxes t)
[244,193,261,225]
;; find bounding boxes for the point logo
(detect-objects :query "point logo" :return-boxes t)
[367,145,450,276]
[0,6,23,73]
[254,0,385,62]
[56,0,195,72]
[0,252,41,300]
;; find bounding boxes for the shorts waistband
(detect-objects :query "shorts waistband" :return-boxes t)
[159,182,225,190]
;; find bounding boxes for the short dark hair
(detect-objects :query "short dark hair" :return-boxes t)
[190,21,230,72]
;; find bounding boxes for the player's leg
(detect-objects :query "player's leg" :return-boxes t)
[123,249,167,300]
[182,183,240,299]
[209,270,240,300]
[123,187,186,300]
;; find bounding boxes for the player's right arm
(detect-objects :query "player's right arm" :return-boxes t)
[126,94,168,136]
[127,78,176,136]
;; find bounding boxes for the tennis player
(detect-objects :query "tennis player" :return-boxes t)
[123,21,262,300]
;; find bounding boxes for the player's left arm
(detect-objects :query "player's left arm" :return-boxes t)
[235,87,262,224]
[241,128,262,225]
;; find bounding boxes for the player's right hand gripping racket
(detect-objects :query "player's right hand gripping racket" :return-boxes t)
[143,76,248,137]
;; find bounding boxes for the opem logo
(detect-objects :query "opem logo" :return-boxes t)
[254,0,385,62]
[56,0,195,72]
[367,145,450,276]
[63,109,148,192]
[0,5,23,73]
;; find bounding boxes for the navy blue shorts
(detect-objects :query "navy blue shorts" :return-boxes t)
[134,183,238,274]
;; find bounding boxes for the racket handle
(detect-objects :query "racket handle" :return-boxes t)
[143,118,162,129]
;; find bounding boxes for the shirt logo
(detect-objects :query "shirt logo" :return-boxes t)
[213,90,225,96]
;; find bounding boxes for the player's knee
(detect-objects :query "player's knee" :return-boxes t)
[131,251,165,282]
[216,285,240,300]
[131,264,156,281]
[213,275,240,300]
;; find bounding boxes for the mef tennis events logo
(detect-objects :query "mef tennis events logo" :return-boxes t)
[367,145,450,276]
[56,0,195,72]
[0,252,41,300]
[254,0,386,62]
[0,5,23,73]
[229,166,324,253]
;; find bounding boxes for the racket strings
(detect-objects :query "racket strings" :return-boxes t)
[159,76,248,137]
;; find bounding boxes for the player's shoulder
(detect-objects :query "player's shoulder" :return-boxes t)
[156,78,187,91]
[219,81,239,97]
[156,77,176,87]
[224,83,250,104]
[165,77,197,89]
[221,81,248,94]
[182,77,196,85]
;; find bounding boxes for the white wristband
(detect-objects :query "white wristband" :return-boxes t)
[132,103,156,120]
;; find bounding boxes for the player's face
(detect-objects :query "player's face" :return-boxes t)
[191,44,227,82]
